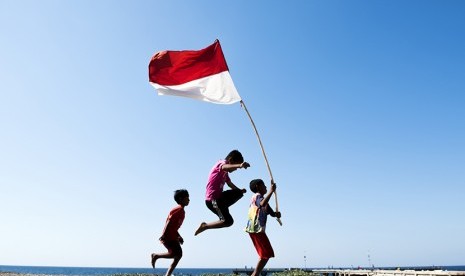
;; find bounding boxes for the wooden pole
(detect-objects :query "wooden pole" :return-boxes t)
[240,100,282,226]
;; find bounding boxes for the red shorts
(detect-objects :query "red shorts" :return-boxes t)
[249,232,274,259]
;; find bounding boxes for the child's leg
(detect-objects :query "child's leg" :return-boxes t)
[251,258,268,276]
[196,190,243,236]
[194,218,231,235]
[221,189,244,207]
[151,241,182,269]
[165,255,182,276]
[195,198,235,235]
[151,252,175,268]
[248,233,274,276]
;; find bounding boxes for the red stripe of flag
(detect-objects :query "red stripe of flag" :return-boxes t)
[149,39,229,86]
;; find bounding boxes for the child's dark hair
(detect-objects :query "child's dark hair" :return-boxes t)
[225,149,244,164]
[249,179,264,193]
[174,189,189,204]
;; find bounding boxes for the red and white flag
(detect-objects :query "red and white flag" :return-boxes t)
[148,40,241,104]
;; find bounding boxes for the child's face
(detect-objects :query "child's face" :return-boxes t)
[258,183,267,195]
[180,196,190,206]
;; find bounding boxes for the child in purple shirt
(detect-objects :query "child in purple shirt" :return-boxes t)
[195,149,250,235]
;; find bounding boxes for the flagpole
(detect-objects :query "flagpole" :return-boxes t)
[240,100,282,226]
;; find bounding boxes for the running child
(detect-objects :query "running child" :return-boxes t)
[245,179,281,276]
[151,189,189,276]
[194,149,250,235]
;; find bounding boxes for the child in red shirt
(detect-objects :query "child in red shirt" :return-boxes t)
[151,189,189,276]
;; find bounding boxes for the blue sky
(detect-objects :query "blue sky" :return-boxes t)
[1,0,464,270]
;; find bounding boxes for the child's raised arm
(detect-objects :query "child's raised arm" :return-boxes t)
[260,181,276,207]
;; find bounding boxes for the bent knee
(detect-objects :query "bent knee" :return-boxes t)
[224,217,234,227]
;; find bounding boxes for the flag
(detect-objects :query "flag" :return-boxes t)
[149,39,241,104]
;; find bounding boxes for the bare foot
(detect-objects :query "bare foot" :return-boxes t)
[151,253,158,268]
[194,222,207,236]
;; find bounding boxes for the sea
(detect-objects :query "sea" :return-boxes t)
[0,266,231,276]
[1,265,464,276]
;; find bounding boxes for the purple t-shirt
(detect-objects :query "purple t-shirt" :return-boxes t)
[205,160,231,201]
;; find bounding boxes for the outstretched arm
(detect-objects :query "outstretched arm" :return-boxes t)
[222,162,250,171]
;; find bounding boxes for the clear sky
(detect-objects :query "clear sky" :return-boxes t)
[1,0,464,270]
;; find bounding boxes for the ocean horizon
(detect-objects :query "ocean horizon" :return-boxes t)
[1,265,465,276]
[2,266,231,276]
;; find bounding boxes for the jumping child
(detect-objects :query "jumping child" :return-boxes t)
[245,179,281,276]
[194,149,250,235]
[151,189,190,276]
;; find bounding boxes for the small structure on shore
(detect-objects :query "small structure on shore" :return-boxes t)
[313,269,465,276]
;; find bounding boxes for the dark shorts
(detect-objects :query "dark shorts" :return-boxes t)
[249,232,275,259]
[161,240,182,256]
[206,189,243,224]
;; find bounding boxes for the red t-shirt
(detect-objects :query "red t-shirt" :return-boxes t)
[161,205,185,241]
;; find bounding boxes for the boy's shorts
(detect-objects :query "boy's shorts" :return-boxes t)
[249,232,275,259]
[161,240,182,256]
[205,189,243,224]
